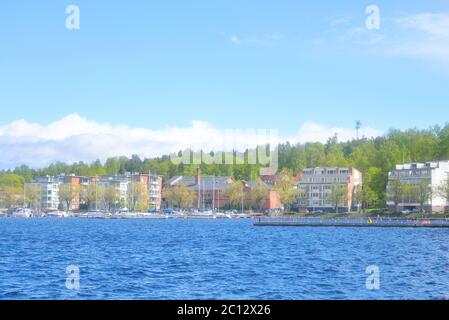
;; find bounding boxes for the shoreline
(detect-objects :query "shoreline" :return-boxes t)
[254,217,449,228]
[0,212,255,220]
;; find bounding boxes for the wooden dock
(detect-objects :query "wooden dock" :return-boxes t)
[253,217,449,228]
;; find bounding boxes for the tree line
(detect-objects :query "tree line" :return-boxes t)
[2,123,449,210]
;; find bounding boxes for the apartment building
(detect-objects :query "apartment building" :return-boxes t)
[387,161,449,213]
[26,173,163,211]
[26,175,88,211]
[118,173,161,210]
[90,175,129,211]
[297,167,362,213]
[92,173,163,210]
[29,176,63,211]
[148,175,163,210]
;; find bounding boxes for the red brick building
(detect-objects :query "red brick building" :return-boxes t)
[165,170,282,211]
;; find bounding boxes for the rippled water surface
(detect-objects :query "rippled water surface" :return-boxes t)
[1,218,449,300]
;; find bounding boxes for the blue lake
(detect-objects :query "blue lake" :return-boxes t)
[1,218,449,300]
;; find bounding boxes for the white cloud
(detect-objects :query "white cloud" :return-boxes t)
[229,33,284,46]
[325,12,449,72]
[396,13,449,39]
[0,114,384,169]
[339,26,385,45]
[230,35,241,44]
[290,122,383,144]
[390,13,449,64]
[330,16,352,27]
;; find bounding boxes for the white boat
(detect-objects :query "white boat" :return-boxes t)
[46,210,69,218]
[214,212,233,219]
[11,208,33,218]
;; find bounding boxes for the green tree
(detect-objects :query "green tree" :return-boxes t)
[103,186,119,211]
[251,178,268,211]
[414,179,432,214]
[354,185,377,213]
[13,165,34,182]
[0,173,24,208]
[330,183,348,213]
[58,183,80,212]
[104,157,121,175]
[274,169,300,211]
[436,177,449,213]
[365,167,387,205]
[0,186,22,208]
[0,173,24,190]
[388,179,403,213]
[80,183,103,210]
[24,184,41,209]
[128,182,149,211]
[304,142,326,168]
[224,181,245,210]
[164,184,195,209]
[324,135,349,167]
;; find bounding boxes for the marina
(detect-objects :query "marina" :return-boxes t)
[0,209,252,220]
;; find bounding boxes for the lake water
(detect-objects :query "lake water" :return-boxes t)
[1,218,449,300]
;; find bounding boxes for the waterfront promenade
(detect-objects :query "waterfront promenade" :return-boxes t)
[253,217,449,228]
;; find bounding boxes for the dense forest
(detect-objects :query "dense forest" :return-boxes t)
[1,123,449,207]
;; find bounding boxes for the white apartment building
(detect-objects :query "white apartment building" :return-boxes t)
[91,173,163,211]
[148,175,162,209]
[298,167,363,213]
[93,176,130,211]
[26,173,163,212]
[31,176,62,210]
[387,161,449,213]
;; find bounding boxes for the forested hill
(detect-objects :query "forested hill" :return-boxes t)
[2,124,449,205]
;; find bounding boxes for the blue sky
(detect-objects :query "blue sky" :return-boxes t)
[0,1,448,168]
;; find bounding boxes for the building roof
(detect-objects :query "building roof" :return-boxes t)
[246,180,271,190]
[301,167,360,175]
[167,176,234,191]
[393,161,449,171]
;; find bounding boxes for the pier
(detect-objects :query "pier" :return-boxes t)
[253,217,449,228]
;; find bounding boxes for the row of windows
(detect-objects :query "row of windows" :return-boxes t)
[303,177,348,183]
[303,169,349,175]
[390,170,431,177]
[299,200,334,206]
[301,183,346,190]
